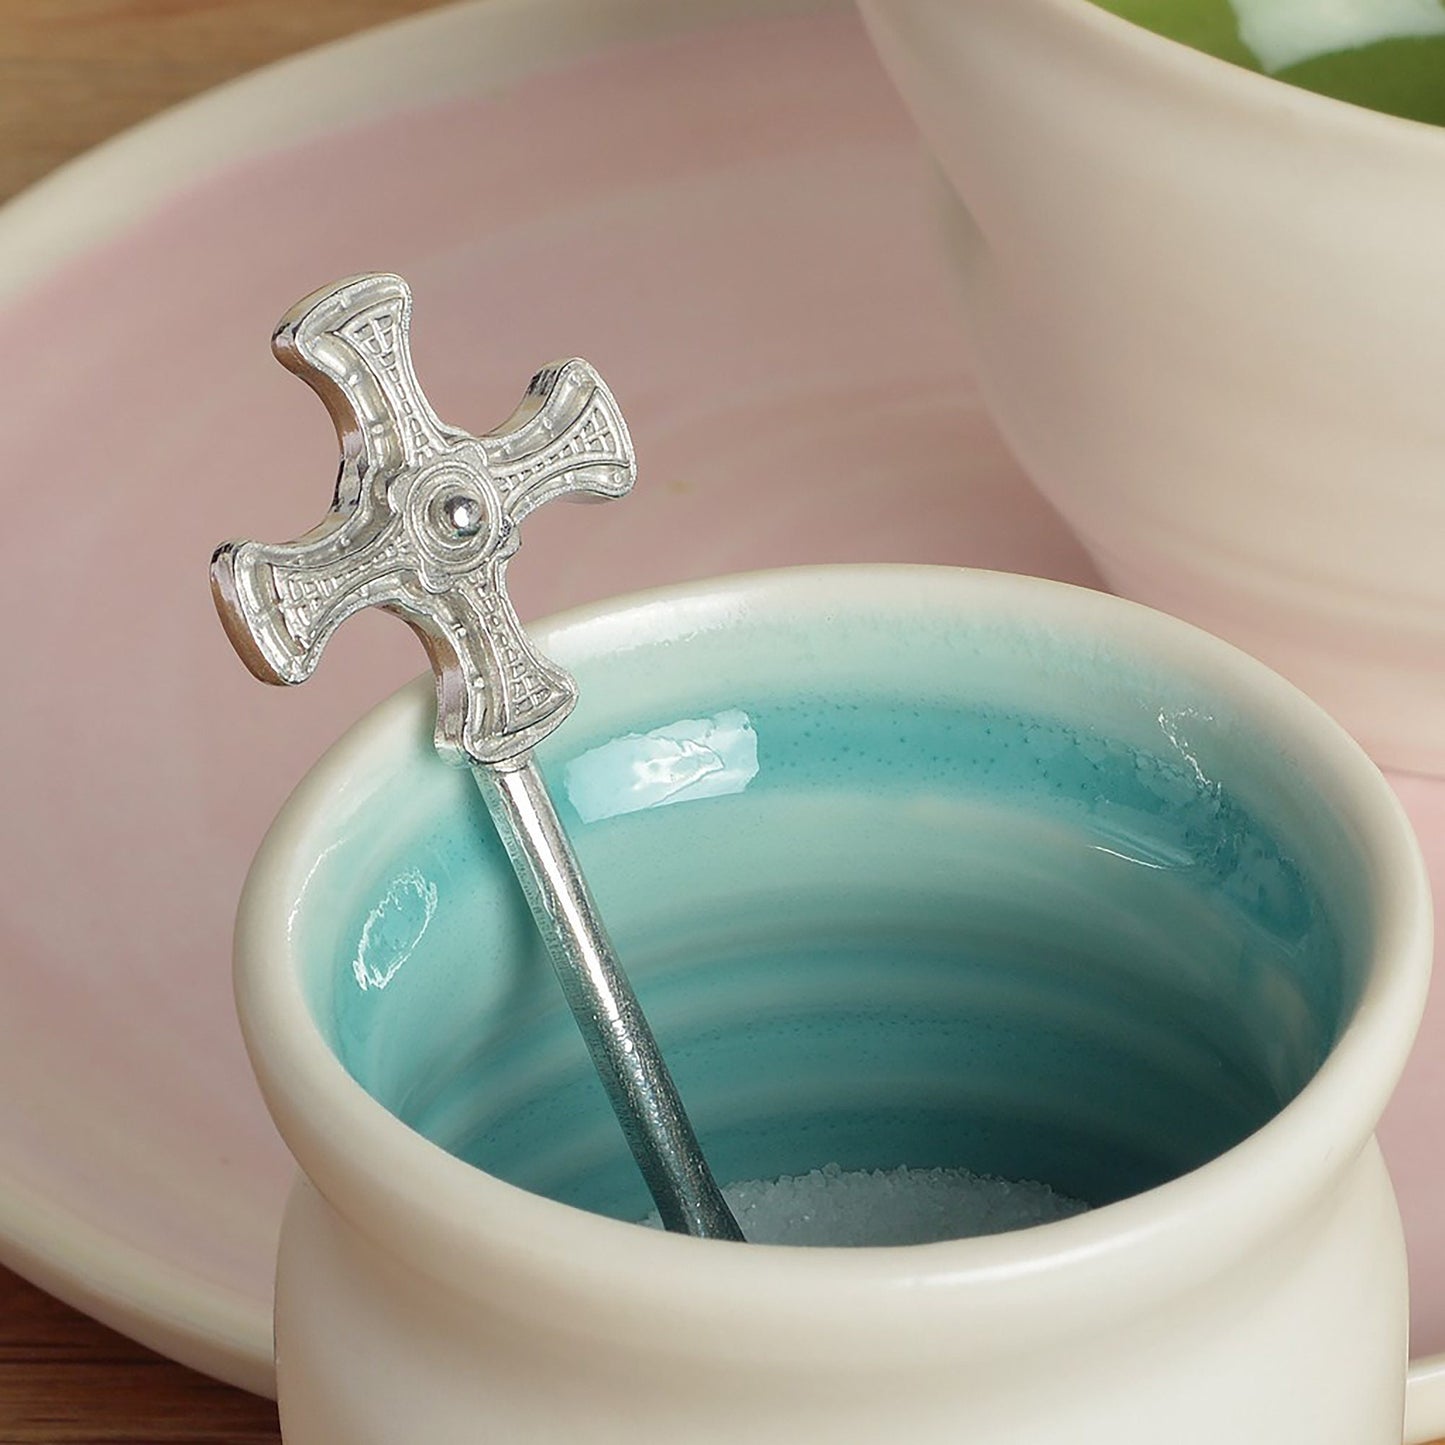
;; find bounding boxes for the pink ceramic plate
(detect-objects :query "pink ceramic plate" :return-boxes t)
[0,0,1439,1430]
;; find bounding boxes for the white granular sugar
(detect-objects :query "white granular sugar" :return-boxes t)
[644,1162,1089,1245]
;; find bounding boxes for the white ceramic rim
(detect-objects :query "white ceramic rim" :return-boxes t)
[1039,0,1445,151]
[237,565,1434,1369]
[0,0,837,1397]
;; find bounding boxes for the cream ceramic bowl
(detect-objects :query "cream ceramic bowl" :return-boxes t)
[857,0,1445,776]
[235,566,1430,1443]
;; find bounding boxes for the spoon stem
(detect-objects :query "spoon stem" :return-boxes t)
[472,757,744,1241]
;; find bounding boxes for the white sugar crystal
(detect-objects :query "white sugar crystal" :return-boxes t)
[642,1163,1089,1245]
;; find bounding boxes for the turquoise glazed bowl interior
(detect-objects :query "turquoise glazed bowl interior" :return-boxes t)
[290,569,1368,1230]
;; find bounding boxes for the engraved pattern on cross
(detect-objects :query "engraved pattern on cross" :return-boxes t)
[210,273,636,765]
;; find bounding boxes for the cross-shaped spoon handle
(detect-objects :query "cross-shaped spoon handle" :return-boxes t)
[213,273,742,1241]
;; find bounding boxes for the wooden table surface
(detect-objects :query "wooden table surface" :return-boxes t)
[1,4,1438,1442]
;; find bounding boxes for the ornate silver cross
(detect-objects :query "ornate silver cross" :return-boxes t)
[212,272,633,767]
[213,273,741,1240]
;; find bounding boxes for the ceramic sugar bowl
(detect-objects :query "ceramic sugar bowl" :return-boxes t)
[233,567,1431,1442]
